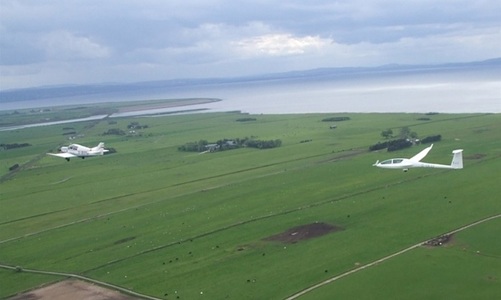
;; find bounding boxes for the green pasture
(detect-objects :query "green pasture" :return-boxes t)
[301,217,501,300]
[0,108,500,299]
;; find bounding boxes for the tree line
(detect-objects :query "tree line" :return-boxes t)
[1,143,32,150]
[178,137,282,152]
[370,126,442,152]
[321,116,351,122]
[369,139,413,152]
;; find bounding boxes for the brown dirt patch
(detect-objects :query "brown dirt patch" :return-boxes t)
[465,153,486,160]
[9,279,139,300]
[422,233,454,247]
[263,222,343,244]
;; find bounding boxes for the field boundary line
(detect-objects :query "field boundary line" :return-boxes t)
[10,155,489,273]
[81,169,440,273]
[285,213,501,300]
[0,148,369,245]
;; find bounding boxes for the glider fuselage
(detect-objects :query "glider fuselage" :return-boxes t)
[373,144,463,171]
[376,158,456,170]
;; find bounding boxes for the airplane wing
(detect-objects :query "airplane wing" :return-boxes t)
[410,144,433,162]
[47,152,78,159]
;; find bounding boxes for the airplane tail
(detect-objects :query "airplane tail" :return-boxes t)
[91,142,107,155]
[451,149,463,169]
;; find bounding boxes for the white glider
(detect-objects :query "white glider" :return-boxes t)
[47,142,109,161]
[373,144,463,171]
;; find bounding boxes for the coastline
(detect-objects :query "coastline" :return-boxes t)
[0,98,221,131]
[114,98,220,113]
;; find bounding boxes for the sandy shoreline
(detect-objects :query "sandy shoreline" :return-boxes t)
[116,98,220,113]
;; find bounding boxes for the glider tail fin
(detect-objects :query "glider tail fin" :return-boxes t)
[451,149,463,169]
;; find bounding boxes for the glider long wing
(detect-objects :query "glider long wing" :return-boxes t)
[47,152,78,159]
[410,144,433,162]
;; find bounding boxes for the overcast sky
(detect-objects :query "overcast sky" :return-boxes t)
[1,0,500,90]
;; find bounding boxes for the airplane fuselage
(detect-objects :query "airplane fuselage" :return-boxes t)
[61,144,102,157]
[47,142,108,161]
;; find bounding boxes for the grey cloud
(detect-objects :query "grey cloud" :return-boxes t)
[0,0,499,89]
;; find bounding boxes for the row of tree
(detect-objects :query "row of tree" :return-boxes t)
[236,117,257,122]
[420,135,442,144]
[369,139,413,152]
[178,140,208,152]
[102,128,126,136]
[1,143,31,150]
[371,126,442,152]
[127,121,149,129]
[245,139,282,149]
[380,127,418,139]
[178,137,282,152]
[102,122,150,136]
[321,116,351,122]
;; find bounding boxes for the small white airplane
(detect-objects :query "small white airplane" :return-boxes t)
[47,142,109,161]
[373,144,463,171]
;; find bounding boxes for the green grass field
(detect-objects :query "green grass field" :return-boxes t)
[1,108,500,299]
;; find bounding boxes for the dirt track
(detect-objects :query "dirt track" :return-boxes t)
[285,213,501,300]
